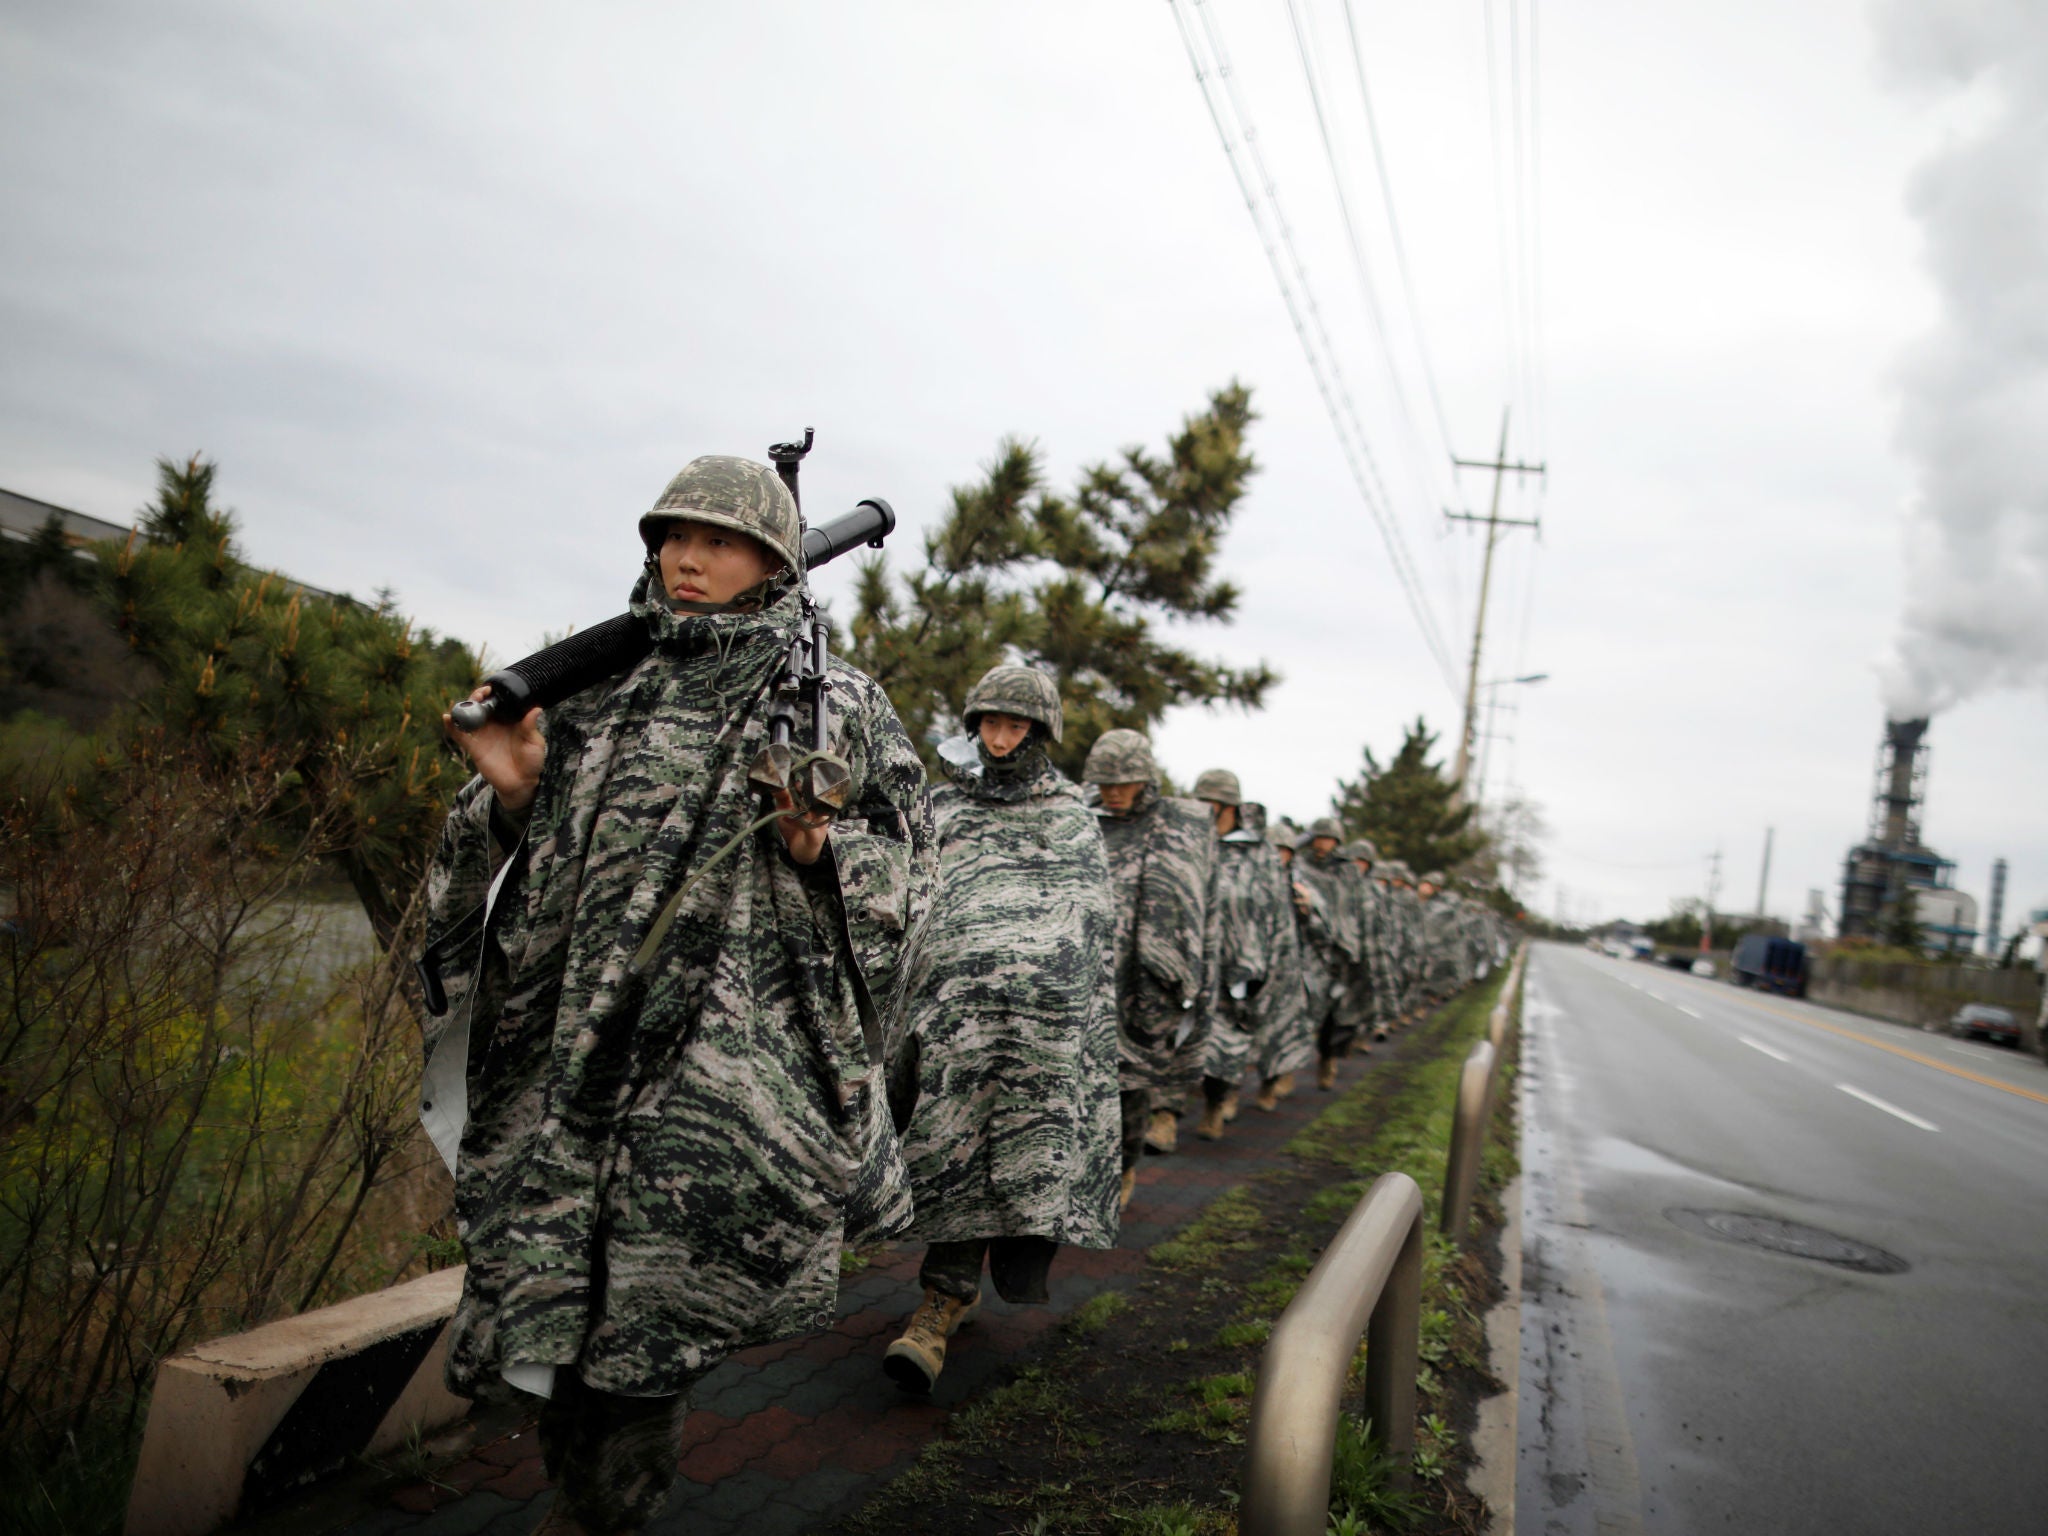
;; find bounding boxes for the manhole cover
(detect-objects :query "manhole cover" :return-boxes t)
[1666,1209,1909,1274]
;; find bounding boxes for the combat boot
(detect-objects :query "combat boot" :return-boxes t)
[1144,1108,1179,1154]
[1120,1168,1138,1209]
[1317,1056,1339,1091]
[1220,1086,1241,1123]
[884,1288,980,1393]
[1255,1076,1283,1112]
[1273,1071,1297,1099]
[1196,1101,1226,1141]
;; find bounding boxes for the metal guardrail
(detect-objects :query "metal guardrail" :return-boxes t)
[1445,946,1528,1241]
[1440,1038,1498,1243]
[1239,946,1528,1533]
[1239,1172,1425,1536]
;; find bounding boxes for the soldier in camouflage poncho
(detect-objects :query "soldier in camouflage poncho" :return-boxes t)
[1419,872,1466,1000]
[422,458,932,1533]
[881,665,1120,1392]
[1291,817,1366,1091]
[1190,769,1305,1139]
[1085,729,1214,1207]
[1384,860,1426,1020]
[1343,839,1396,1040]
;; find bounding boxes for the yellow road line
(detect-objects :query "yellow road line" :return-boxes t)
[1733,994,2048,1108]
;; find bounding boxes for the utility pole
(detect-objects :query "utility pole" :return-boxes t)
[1702,848,1723,954]
[1756,827,1774,925]
[1447,407,1545,792]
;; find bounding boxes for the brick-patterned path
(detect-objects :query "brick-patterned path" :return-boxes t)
[305,1044,1400,1536]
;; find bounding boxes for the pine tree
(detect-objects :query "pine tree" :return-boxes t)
[1331,717,1487,874]
[91,456,480,944]
[844,383,1278,778]
[1882,884,1925,953]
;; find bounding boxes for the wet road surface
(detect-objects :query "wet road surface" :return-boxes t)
[1516,942,2048,1534]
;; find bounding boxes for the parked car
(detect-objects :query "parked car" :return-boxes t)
[1690,957,1716,978]
[1948,1003,2020,1046]
[1731,935,1810,998]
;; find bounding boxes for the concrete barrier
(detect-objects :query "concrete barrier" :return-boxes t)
[125,1266,470,1536]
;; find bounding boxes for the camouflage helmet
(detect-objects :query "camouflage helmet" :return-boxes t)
[963,663,1064,743]
[1082,728,1158,786]
[1266,824,1295,853]
[1387,860,1414,883]
[1191,768,1241,806]
[1420,869,1446,888]
[1306,816,1344,842]
[638,456,803,575]
[1342,838,1380,864]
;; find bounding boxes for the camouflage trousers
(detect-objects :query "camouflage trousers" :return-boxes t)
[921,1235,1059,1305]
[1309,996,1362,1063]
[539,1366,702,1531]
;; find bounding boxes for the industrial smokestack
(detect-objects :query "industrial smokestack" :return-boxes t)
[1878,716,1929,849]
[1987,857,2008,958]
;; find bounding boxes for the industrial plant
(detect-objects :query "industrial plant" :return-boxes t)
[1838,716,1979,953]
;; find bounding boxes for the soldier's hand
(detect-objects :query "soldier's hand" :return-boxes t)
[771,785,830,866]
[445,685,545,813]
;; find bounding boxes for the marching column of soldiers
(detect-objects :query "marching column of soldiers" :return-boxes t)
[429,455,1514,1534]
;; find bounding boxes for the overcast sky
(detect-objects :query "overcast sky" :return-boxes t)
[5,0,2044,935]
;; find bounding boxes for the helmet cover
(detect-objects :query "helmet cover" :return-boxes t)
[963,663,1064,743]
[1082,728,1158,786]
[638,456,803,576]
[1191,768,1242,806]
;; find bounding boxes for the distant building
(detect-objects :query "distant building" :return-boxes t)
[1,485,131,552]
[1838,717,1979,955]
[1,484,352,606]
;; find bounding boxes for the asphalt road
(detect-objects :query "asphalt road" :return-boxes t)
[1516,942,2048,1535]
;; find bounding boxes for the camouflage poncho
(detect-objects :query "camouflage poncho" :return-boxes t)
[1291,843,1363,1022]
[1423,895,1464,992]
[888,740,1120,1249]
[1097,788,1215,1096]
[1200,803,1309,1083]
[420,576,933,1399]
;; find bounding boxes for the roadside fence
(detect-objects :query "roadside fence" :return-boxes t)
[1240,942,1527,1534]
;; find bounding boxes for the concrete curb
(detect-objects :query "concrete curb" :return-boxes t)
[1466,1174,1521,1535]
[125,1267,469,1536]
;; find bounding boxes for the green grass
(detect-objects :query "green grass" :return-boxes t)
[1328,1412,1426,1531]
[1213,1318,1270,1350]
[1147,1184,1264,1271]
[1063,1290,1131,1338]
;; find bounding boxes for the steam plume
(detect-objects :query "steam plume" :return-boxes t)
[1875,0,2048,719]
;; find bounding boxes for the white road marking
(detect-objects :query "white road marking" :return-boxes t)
[1738,1035,1789,1062]
[1675,1005,1702,1019]
[1835,1084,1940,1132]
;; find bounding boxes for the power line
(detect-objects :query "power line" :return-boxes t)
[1282,0,1447,508]
[1282,0,1467,645]
[1168,0,1460,694]
[1335,0,1461,461]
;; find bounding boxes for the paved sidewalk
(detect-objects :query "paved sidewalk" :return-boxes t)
[305,1044,1405,1536]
